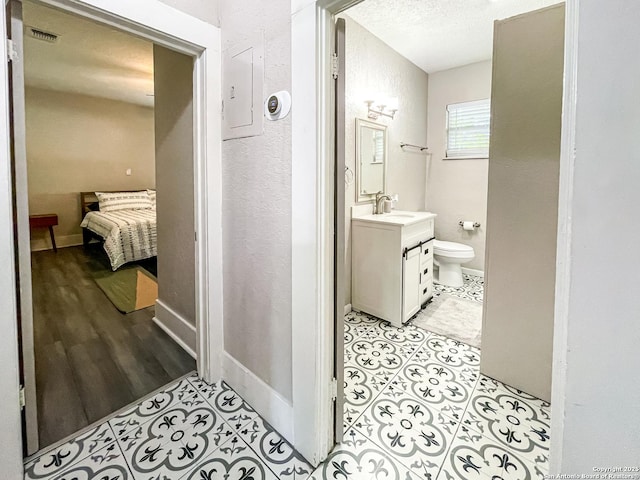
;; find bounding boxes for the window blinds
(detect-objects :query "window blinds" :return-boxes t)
[446,99,490,158]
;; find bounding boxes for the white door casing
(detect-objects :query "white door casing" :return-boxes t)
[8,0,39,455]
[0,3,26,473]
[291,0,364,464]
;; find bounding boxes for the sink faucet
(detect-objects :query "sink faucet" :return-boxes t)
[374,191,392,215]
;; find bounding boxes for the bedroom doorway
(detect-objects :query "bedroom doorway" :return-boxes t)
[14,0,202,454]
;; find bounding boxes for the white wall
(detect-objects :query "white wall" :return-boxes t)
[343,16,429,305]
[153,45,196,352]
[219,0,293,402]
[157,0,219,344]
[25,87,155,251]
[158,0,219,26]
[551,0,640,469]
[426,61,492,272]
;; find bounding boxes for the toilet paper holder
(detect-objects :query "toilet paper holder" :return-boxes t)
[459,221,481,228]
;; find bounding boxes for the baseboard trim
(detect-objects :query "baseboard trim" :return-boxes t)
[222,352,294,444]
[30,233,84,252]
[344,303,352,316]
[462,267,484,278]
[153,299,197,359]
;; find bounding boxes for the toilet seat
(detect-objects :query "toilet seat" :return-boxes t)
[434,240,474,259]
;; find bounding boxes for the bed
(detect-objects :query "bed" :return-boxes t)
[80,190,157,270]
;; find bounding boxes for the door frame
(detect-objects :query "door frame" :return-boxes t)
[8,0,38,455]
[0,0,222,474]
[291,0,579,468]
[291,0,362,464]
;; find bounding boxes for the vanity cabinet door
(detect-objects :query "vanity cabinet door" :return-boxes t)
[402,247,421,322]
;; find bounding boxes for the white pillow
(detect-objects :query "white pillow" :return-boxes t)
[147,189,156,209]
[96,191,152,212]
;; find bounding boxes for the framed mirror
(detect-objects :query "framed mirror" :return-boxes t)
[355,118,387,203]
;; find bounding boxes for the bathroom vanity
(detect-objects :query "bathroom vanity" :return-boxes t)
[351,211,437,327]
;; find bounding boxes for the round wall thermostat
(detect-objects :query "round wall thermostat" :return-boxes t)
[264,91,291,121]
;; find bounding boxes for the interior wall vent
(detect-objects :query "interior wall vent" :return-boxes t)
[25,26,59,43]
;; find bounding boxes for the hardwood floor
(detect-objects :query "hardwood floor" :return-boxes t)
[31,245,195,449]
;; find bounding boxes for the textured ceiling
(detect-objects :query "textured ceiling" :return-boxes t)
[23,1,154,107]
[345,0,561,73]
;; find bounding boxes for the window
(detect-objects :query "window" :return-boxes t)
[446,99,491,159]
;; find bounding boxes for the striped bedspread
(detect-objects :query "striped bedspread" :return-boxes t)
[81,209,157,270]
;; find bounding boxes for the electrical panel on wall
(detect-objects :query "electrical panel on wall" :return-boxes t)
[222,34,264,140]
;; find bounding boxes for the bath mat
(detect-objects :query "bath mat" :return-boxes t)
[412,293,483,348]
[93,266,157,313]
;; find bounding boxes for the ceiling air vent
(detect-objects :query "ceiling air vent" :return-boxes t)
[25,26,59,44]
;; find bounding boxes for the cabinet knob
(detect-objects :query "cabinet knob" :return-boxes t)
[423,287,428,294]
[424,248,429,254]
[423,268,428,275]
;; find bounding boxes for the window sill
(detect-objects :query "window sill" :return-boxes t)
[444,156,489,161]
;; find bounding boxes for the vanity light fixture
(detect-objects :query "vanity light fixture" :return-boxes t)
[365,97,398,120]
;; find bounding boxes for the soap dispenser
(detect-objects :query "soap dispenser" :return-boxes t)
[390,194,399,210]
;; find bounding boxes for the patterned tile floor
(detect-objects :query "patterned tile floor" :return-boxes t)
[313,273,551,480]
[433,273,484,303]
[24,373,312,480]
[26,274,549,480]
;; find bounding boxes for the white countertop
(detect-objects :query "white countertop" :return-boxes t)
[352,210,437,226]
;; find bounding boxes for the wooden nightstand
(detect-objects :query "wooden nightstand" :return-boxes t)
[29,214,58,252]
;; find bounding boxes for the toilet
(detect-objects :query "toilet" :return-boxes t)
[433,240,475,287]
